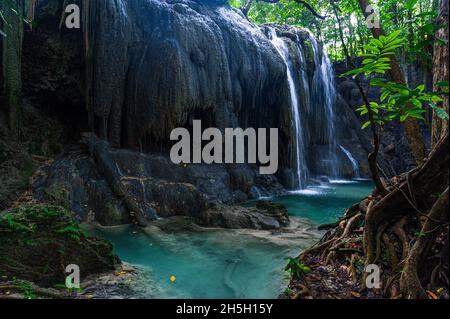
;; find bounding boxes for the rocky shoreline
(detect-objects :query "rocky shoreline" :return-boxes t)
[0,203,323,299]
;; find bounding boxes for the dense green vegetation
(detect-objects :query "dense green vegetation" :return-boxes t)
[0,204,118,296]
[230,0,441,65]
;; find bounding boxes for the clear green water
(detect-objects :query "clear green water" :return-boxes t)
[88,180,373,299]
[88,225,305,298]
[274,180,373,224]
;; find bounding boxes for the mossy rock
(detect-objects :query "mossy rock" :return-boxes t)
[0,204,119,287]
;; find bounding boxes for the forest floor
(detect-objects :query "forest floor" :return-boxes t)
[283,249,382,299]
[283,222,448,300]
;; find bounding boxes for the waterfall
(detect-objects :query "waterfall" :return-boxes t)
[267,27,341,189]
[269,28,308,189]
[295,35,311,114]
[307,30,339,179]
[339,145,361,179]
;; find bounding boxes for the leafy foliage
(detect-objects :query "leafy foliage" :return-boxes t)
[342,31,448,128]
[229,0,439,65]
[285,257,311,279]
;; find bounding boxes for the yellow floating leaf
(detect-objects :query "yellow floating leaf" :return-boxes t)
[351,291,361,298]
[426,290,438,299]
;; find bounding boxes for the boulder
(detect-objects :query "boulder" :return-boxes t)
[0,205,119,287]
[196,200,289,230]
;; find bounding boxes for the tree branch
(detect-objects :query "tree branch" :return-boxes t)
[242,0,327,20]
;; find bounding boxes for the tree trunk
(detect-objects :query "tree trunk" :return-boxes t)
[1,0,26,141]
[357,0,428,166]
[431,0,449,148]
[331,2,351,66]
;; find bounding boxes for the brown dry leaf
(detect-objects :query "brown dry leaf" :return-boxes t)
[426,290,438,299]
[351,291,361,298]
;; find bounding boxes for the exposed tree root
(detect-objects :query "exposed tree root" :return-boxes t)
[400,188,448,299]
[287,132,449,300]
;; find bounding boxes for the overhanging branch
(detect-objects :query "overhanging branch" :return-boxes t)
[241,0,327,20]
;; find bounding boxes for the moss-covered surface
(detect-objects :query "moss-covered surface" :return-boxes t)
[0,204,119,287]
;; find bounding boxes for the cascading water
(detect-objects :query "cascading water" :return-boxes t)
[295,35,311,114]
[339,145,361,179]
[269,28,308,189]
[307,30,340,179]
[267,27,342,189]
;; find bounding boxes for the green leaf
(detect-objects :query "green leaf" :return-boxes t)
[383,44,404,51]
[362,58,374,64]
[405,0,418,11]
[377,57,391,63]
[361,121,371,129]
[411,98,422,108]
[386,30,402,41]
[432,107,449,120]
[371,78,387,86]
[422,23,435,34]
[372,38,383,48]
[431,95,444,103]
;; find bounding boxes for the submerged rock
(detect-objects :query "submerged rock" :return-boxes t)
[197,200,289,230]
[255,200,289,227]
[0,205,119,287]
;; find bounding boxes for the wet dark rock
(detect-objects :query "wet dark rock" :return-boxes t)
[32,145,130,226]
[81,0,369,183]
[33,134,286,227]
[319,176,330,184]
[196,200,289,230]
[255,200,289,227]
[17,0,381,187]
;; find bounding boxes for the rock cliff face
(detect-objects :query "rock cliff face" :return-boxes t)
[4,0,377,226]
[82,0,369,182]
[84,0,292,166]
